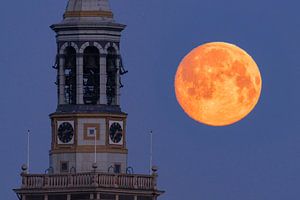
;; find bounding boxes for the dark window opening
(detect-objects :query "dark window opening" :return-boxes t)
[106,47,118,105]
[114,164,121,174]
[64,47,77,104]
[71,194,90,200]
[49,195,67,200]
[60,161,69,173]
[26,195,44,200]
[120,195,135,200]
[83,46,100,105]
[100,194,115,200]
[137,196,152,200]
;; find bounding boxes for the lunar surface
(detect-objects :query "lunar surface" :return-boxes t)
[175,42,262,126]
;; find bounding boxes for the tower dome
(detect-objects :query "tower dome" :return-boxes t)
[63,0,114,23]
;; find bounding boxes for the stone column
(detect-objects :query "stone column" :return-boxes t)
[77,55,84,104]
[100,55,107,104]
[96,193,100,200]
[90,193,94,199]
[116,57,121,106]
[134,196,138,200]
[67,194,71,200]
[44,195,48,200]
[59,56,65,105]
[115,195,119,200]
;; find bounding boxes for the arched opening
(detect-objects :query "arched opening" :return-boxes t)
[106,47,118,105]
[64,47,77,104]
[83,46,100,105]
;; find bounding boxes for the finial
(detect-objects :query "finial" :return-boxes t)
[45,167,54,174]
[152,166,158,175]
[70,167,76,174]
[92,162,98,170]
[21,164,28,174]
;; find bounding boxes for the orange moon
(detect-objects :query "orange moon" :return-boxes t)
[175,42,262,126]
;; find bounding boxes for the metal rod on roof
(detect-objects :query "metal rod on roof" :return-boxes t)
[27,130,30,173]
[149,130,153,175]
[94,130,97,164]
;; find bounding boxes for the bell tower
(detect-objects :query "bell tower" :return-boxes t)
[14,1,164,200]
[50,0,128,174]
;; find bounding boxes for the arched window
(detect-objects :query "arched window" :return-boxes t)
[64,47,77,104]
[106,47,118,105]
[83,46,100,105]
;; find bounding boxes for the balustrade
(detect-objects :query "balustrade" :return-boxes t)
[21,172,155,190]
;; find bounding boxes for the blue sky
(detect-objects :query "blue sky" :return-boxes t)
[1,0,300,199]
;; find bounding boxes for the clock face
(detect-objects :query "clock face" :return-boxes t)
[109,122,123,144]
[58,122,74,144]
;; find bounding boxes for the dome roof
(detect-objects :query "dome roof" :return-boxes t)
[63,0,114,23]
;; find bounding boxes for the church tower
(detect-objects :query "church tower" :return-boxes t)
[14,1,164,200]
[50,0,128,175]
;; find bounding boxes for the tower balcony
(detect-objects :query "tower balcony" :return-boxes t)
[18,172,156,190]
[14,171,163,196]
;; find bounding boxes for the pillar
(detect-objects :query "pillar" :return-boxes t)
[77,55,84,104]
[100,55,107,104]
[59,56,65,105]
[116,57,121,106]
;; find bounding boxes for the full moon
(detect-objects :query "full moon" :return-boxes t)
[175,42,262,126]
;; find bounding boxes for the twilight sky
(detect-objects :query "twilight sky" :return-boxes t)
[1,0,300,199]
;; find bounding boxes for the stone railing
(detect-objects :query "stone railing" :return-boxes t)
[21,172,157,191]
